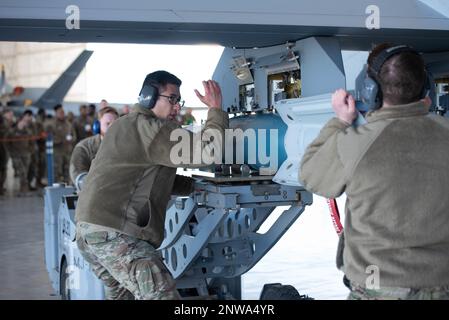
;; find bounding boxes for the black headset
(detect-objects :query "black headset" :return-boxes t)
[355,45,434,112]
[138,82,159,109]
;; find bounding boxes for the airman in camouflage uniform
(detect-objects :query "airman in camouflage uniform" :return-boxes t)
[300,44,449,300]
[73,104,94,144]
[24,110,38,190]
[6,111,34,193]
[70,107,124,299]
[69,106,119,187]
[45,104,76,183]
[0,120,7,195]
[0,108,14,195]
[76,222,177,300]
[75,72,228,300]
[35,109,47,187]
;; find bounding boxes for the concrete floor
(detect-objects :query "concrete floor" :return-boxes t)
[0,185,58,299]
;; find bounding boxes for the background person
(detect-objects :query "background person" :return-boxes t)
[45,104,76,183]
[69,106,119,190]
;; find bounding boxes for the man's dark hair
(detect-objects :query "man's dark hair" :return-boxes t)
[22,110,33,117]
[368,43,427,105]
[140,70,182,93]
[53,104,63,112]
[37,108,45,117]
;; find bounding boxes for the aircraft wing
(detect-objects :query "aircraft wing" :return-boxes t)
[34,50,93,109]
[1,1,449,52]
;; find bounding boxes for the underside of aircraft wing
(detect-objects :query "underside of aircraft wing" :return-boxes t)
[33,50,93,109]
[1,1,449,52]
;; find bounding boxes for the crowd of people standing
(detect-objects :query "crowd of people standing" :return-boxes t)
[0,101,130,196]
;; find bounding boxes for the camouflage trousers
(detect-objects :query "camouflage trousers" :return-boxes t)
[76,222,180,300]
[54,148,70,183]
[348,281,449,300]
[0,146,7,192]
[27,152,37,185]
[11,154,31,191]
[37,149,46,184]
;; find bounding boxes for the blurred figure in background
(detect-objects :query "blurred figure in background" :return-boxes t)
[66,111,75,124]
[70,106,119,190]
[121,104,130,116]
[99,99,108,110]
[88,103,97,119]
[45,104,76,183]
[73,104,94,143]
[180,107,196,125]
[6,110,34,195]
[24,110,38,191]
[0,108,14,195]
[35,108,47,188]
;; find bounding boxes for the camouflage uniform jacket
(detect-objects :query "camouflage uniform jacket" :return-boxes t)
[300,101,449,288]
[45,118,76,152]
[35,117,46,152]
[0,116,9,158]
[69,134,101,184]
[76,104,229,247]
[73,115,93,142]
[5,124,34,157]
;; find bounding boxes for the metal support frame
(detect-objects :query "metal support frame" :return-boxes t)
[159,178,313,298]
[44,176,313,299]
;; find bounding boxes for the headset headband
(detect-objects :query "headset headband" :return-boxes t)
[355,44,433,112]
[370,45,420,75]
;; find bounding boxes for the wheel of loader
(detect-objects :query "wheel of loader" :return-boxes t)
[259,283,313,300]
[60,259,71,300]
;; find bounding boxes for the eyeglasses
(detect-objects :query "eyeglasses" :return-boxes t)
[159,94,185,108]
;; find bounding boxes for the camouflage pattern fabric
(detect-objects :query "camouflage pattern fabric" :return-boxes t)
[0,142,7,194]
[11,154,30,191]
[73,115,93,143]
[76,222,180,300]
[36,149,46,185]
[27,152,36,186]
[45,118,75,183]
[35,118,46,184]
[53,148,71,183]
[89,263,135,300]
[0,117,11,194]
[348,281,449,300]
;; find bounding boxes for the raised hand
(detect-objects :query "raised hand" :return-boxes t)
[194,80,222,109]
[332,89,357,125]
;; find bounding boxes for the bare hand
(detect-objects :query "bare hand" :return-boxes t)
[194,80,222,109]
[332,89,357,125]
[17,120,25,130]
[421,96,432,108]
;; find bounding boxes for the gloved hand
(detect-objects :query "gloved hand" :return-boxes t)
[75,172,88,192]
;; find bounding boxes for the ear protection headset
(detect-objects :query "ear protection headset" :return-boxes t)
[355,45,433,112]
[92,119,100,135]
[138,82,159,109]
